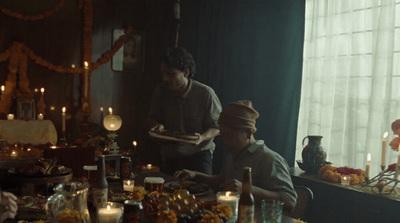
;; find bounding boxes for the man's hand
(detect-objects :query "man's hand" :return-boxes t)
[173,169,197,181]
[0,192,18,222]
[150,123,165,132]
[219,179,243,192]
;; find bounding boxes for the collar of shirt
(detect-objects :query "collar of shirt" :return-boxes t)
[181,78,192,99]
[233,140,264,160]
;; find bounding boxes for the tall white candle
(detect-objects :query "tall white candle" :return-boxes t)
[100,107,104,126]
[62,107,66,132]
[381,132,388,167]
[98,205,122,223]
[84,61,89,99]
[366,153,371,178]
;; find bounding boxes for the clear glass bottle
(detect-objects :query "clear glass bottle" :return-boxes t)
[238,167,255,223]
[92,155,108,209]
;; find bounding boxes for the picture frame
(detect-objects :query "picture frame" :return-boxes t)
[112,29,145,73]
[17,98,36,120]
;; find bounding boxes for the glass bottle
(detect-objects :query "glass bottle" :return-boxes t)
[92,155,108,209]
[238,167,255,223]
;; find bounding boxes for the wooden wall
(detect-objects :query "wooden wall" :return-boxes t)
[0,0,175,164]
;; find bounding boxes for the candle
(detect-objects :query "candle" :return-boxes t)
[40,88,45,95]
[10,150,17,158]
[147,164,152,170]
[100,107,104,126]
[97,204,123,223]
[108,107,113,115]
[38,113,44,120]
[366,153,371,179]
[1,85,4,94]
[381,132,388,167]
[84,61,89,99]
[62,107,66,132]
[216,191,239,222]
[7,114,14,120]
[123,180,134,192]
[340,175,351,186]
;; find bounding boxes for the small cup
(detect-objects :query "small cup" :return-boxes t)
[97,202,124,223]
[262,199,284,223]
[143,177,164,193]
[123,179,135,192]
[83,165,97,185]
[341,175,351,186]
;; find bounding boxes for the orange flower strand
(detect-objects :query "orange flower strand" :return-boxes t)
[92,35,126,70]
[0,0,65,21]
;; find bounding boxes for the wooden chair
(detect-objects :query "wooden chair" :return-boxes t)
[285,185,314,222]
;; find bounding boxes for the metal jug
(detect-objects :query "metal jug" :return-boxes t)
[46,182,91,223]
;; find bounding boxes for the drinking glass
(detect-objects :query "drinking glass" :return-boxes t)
[261,199,284,223]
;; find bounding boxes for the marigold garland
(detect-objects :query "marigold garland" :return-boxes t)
[0,0,65,21]
[0,0,127,115]
[318,164,365,185]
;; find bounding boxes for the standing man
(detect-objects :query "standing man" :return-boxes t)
[174,100,297,210]
[148,47,222,175]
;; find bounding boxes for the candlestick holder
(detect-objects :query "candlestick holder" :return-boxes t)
[361,167,400,195]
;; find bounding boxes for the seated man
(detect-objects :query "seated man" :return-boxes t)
[174,100,297,209]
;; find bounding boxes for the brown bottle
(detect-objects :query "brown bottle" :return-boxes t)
[238,167,255,223]
[92,155,108,209]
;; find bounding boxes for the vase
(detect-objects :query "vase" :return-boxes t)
[297,135,327,174]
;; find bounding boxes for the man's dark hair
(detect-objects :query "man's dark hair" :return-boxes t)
[160,47,196,78]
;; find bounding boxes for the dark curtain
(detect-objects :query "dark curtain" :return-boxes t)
[179,0,305,170]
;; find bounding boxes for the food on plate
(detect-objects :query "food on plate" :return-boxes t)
[165,181,209,195]
[12,158,68,175]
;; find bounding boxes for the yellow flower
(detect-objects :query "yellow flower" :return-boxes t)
[199,213,222,223]
[211,204,232,218]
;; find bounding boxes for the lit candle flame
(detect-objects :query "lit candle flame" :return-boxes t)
[84,61,89,69]
[71,64,75,68]
[1,85,4,92]
[40,88,45,94]
[110,123,115,128]
[383,132,388,139]
[109,107,113,115]
[106,205,111,211]
[147,164,152,170]
[225,191,231,197]
[133,141,137,147]
[100,107,104,112]
[126,180,131,185]
[367,153,371,162]
[62,107,66,113]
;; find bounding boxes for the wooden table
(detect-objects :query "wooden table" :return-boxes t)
[290,167,400,223]
[130,171,298,223]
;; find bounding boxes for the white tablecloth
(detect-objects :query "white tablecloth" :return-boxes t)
[0,120,57,145]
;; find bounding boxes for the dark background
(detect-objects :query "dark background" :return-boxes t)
[0,0,305,173]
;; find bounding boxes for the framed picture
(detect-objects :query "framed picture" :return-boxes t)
[112,29,145,73]
[17,98,36,120]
